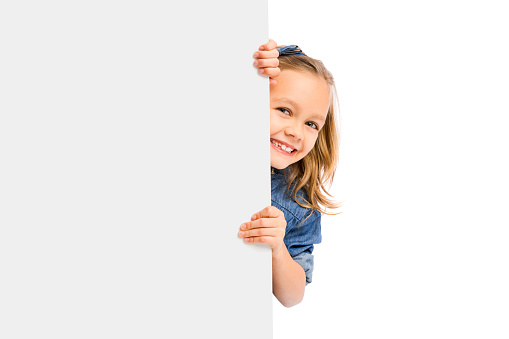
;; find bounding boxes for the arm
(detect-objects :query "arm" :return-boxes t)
[272,243,306,308]
[239,206,306,308]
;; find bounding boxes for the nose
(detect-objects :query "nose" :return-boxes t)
[284,124,303,141]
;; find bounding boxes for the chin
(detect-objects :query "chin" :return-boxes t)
[270,160,291,170]
[270,161,285,170]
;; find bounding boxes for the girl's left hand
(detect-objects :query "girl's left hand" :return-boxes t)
[239,206,287,255]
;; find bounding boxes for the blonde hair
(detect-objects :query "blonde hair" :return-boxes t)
[276,46,342,222]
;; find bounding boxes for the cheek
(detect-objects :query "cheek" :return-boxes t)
[269,113,283,133]
[302,134,319,153]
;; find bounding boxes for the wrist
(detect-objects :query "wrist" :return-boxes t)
[272,242,287,259]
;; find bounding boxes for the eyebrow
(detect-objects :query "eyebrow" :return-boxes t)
[276,97,326,122]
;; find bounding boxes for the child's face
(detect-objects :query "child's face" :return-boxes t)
[270,69,330,169]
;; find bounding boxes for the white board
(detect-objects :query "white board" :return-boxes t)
[0,1,272,338]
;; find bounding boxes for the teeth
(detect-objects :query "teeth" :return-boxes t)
[271,140,294,153]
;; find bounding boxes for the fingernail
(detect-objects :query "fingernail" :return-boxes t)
[239,231,245,237]
[258,69,264,74]
[241,224,247,230]
[251,214,257,220]
[254,52,259,58]
[253,60,258,66]
[259,46,265,50]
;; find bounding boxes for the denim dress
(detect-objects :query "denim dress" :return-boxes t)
[271,166,322,285]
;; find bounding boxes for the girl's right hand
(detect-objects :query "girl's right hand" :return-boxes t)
[253,39,281,85]
[238,205,287,256]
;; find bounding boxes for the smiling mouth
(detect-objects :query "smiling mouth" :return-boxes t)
[270,139,297,155]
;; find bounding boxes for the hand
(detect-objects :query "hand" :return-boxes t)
[238,206,287,255]
[253,39,281,85]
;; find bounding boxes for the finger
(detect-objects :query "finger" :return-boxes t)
[253,58,279,69]
[239,219,274,232]
[253,49,279,59]
[266,38,278,50]
[239,228,267,238]
[269,78,278,86]
[244,217,280,231]
[239,226,282,238]
[251,206,284,221]
[244,235,276,245]
[257,67,281,78]
[258,38,278,52]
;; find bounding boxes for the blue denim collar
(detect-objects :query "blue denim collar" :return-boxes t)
[271,166,287,175]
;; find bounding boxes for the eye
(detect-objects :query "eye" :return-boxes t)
[277,107,291,115]
[276,107,319,130]
[307,121,319,130]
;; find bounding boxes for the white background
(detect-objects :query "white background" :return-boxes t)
[270,1,509,338]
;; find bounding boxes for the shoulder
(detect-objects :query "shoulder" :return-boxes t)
[271,170,322,254]
[271,171,313,222]
[271,168,318,221]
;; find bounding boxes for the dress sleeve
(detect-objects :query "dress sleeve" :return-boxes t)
[291,250,314,285]
[284,209,322,285]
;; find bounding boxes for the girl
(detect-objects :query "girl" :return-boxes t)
[238,39,341,308]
